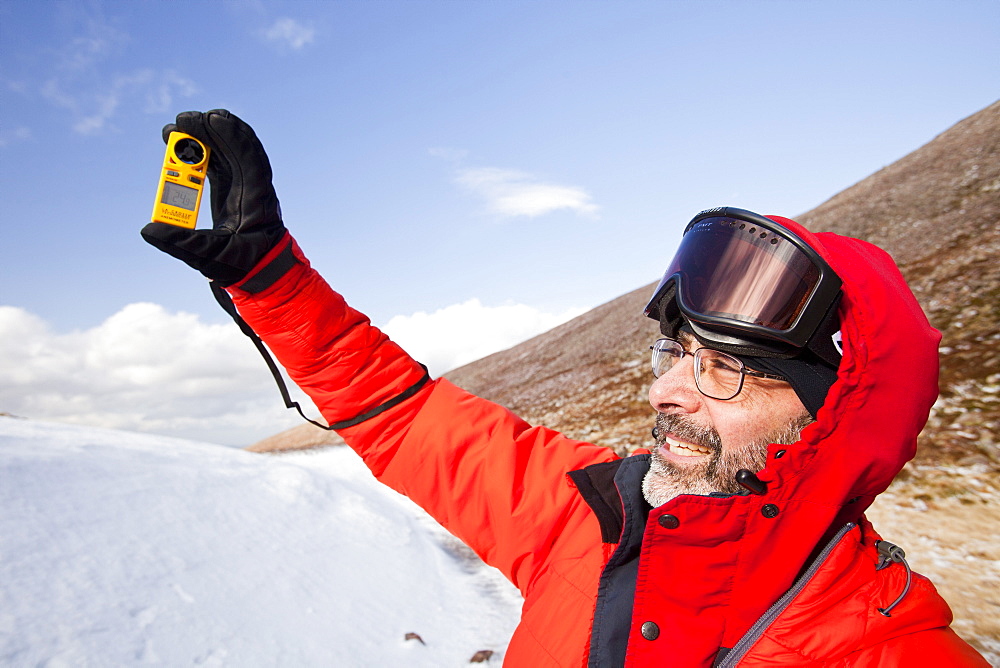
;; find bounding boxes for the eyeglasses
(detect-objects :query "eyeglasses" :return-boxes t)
[649,337,788,400]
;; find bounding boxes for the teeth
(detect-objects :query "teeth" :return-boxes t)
[664,436,711,457]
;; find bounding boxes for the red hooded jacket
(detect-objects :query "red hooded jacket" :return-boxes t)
[224,220,987,666]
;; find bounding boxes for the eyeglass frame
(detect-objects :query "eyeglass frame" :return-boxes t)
[649,337,788,401]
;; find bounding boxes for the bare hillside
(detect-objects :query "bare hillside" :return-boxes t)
[445,283,661,455]
[445,102,1000,465]
[799,100,1000,466]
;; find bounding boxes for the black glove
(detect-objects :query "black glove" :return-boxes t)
[142,109,287,287]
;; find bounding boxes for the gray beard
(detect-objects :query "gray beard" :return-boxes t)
[641,412,811,507]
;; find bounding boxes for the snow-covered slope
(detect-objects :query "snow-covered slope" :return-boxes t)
[0,416,522,666]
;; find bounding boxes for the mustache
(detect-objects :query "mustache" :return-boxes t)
[654,413,722,455]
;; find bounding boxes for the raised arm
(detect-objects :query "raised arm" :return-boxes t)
[141,110,617,594]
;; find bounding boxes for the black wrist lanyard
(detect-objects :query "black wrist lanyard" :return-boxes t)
[210,282,430,432]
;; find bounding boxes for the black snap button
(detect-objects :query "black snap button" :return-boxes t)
[658,514,680,529]
[761,504,780,518]
[774,449,786,459]
[641,621,660,640]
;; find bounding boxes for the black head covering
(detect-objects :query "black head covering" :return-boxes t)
[659,290,842,418]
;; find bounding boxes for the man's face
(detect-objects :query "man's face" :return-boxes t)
[642,331,811,507]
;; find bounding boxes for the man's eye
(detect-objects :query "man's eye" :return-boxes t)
[708,358,741,375]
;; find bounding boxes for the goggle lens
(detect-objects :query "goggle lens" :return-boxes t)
[668,217,819,332]
[644,208,844,355]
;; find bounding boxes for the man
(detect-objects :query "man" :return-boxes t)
[143,110,987,666]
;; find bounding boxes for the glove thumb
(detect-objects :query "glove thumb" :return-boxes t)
[141,222,276,286]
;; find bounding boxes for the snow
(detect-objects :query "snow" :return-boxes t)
[0,416,523,666]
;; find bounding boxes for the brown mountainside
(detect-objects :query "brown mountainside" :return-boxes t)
[798,100,1000,464]
[445,283,661,455]
[447,105,1000,464]
[251,100,999,460]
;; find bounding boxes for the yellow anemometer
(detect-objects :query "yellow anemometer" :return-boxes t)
[151,132,210,228]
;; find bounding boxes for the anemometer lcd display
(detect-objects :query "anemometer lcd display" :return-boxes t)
[151,132,210,228]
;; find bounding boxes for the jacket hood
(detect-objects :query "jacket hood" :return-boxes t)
[757,215,941,519]
[630,215,943,662]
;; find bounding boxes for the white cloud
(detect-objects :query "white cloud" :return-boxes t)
[428,146,469,163]
[26,14,197,135]
[61,69,198,136]
[381,298,586,377]
[456,167,599,218]
[0,299,583,445]
[71,81,124,135]
[0,304,308,446]
[143,71,199,114]
[0,126,32,147]
[262,17,316,50]
[56,32,124,74]
[40,79,78,112]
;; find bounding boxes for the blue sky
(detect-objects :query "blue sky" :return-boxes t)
[1,0,998,445]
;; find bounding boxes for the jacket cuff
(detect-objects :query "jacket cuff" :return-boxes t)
[229,232,300,294]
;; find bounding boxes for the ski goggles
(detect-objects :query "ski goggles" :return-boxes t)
[643,207,842,352]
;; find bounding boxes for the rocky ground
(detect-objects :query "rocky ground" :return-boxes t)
[866,463,999,663]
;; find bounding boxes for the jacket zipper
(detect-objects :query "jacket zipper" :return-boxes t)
[716,522,856,668]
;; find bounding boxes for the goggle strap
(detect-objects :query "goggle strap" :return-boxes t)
[801,293,844,368]
[655,282,682,339]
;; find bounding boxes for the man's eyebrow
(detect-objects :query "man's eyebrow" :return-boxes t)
[677,330,696,347]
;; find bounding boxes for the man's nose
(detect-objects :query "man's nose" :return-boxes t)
[648,354,701,413]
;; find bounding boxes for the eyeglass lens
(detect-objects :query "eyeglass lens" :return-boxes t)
[650,339,746,400]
